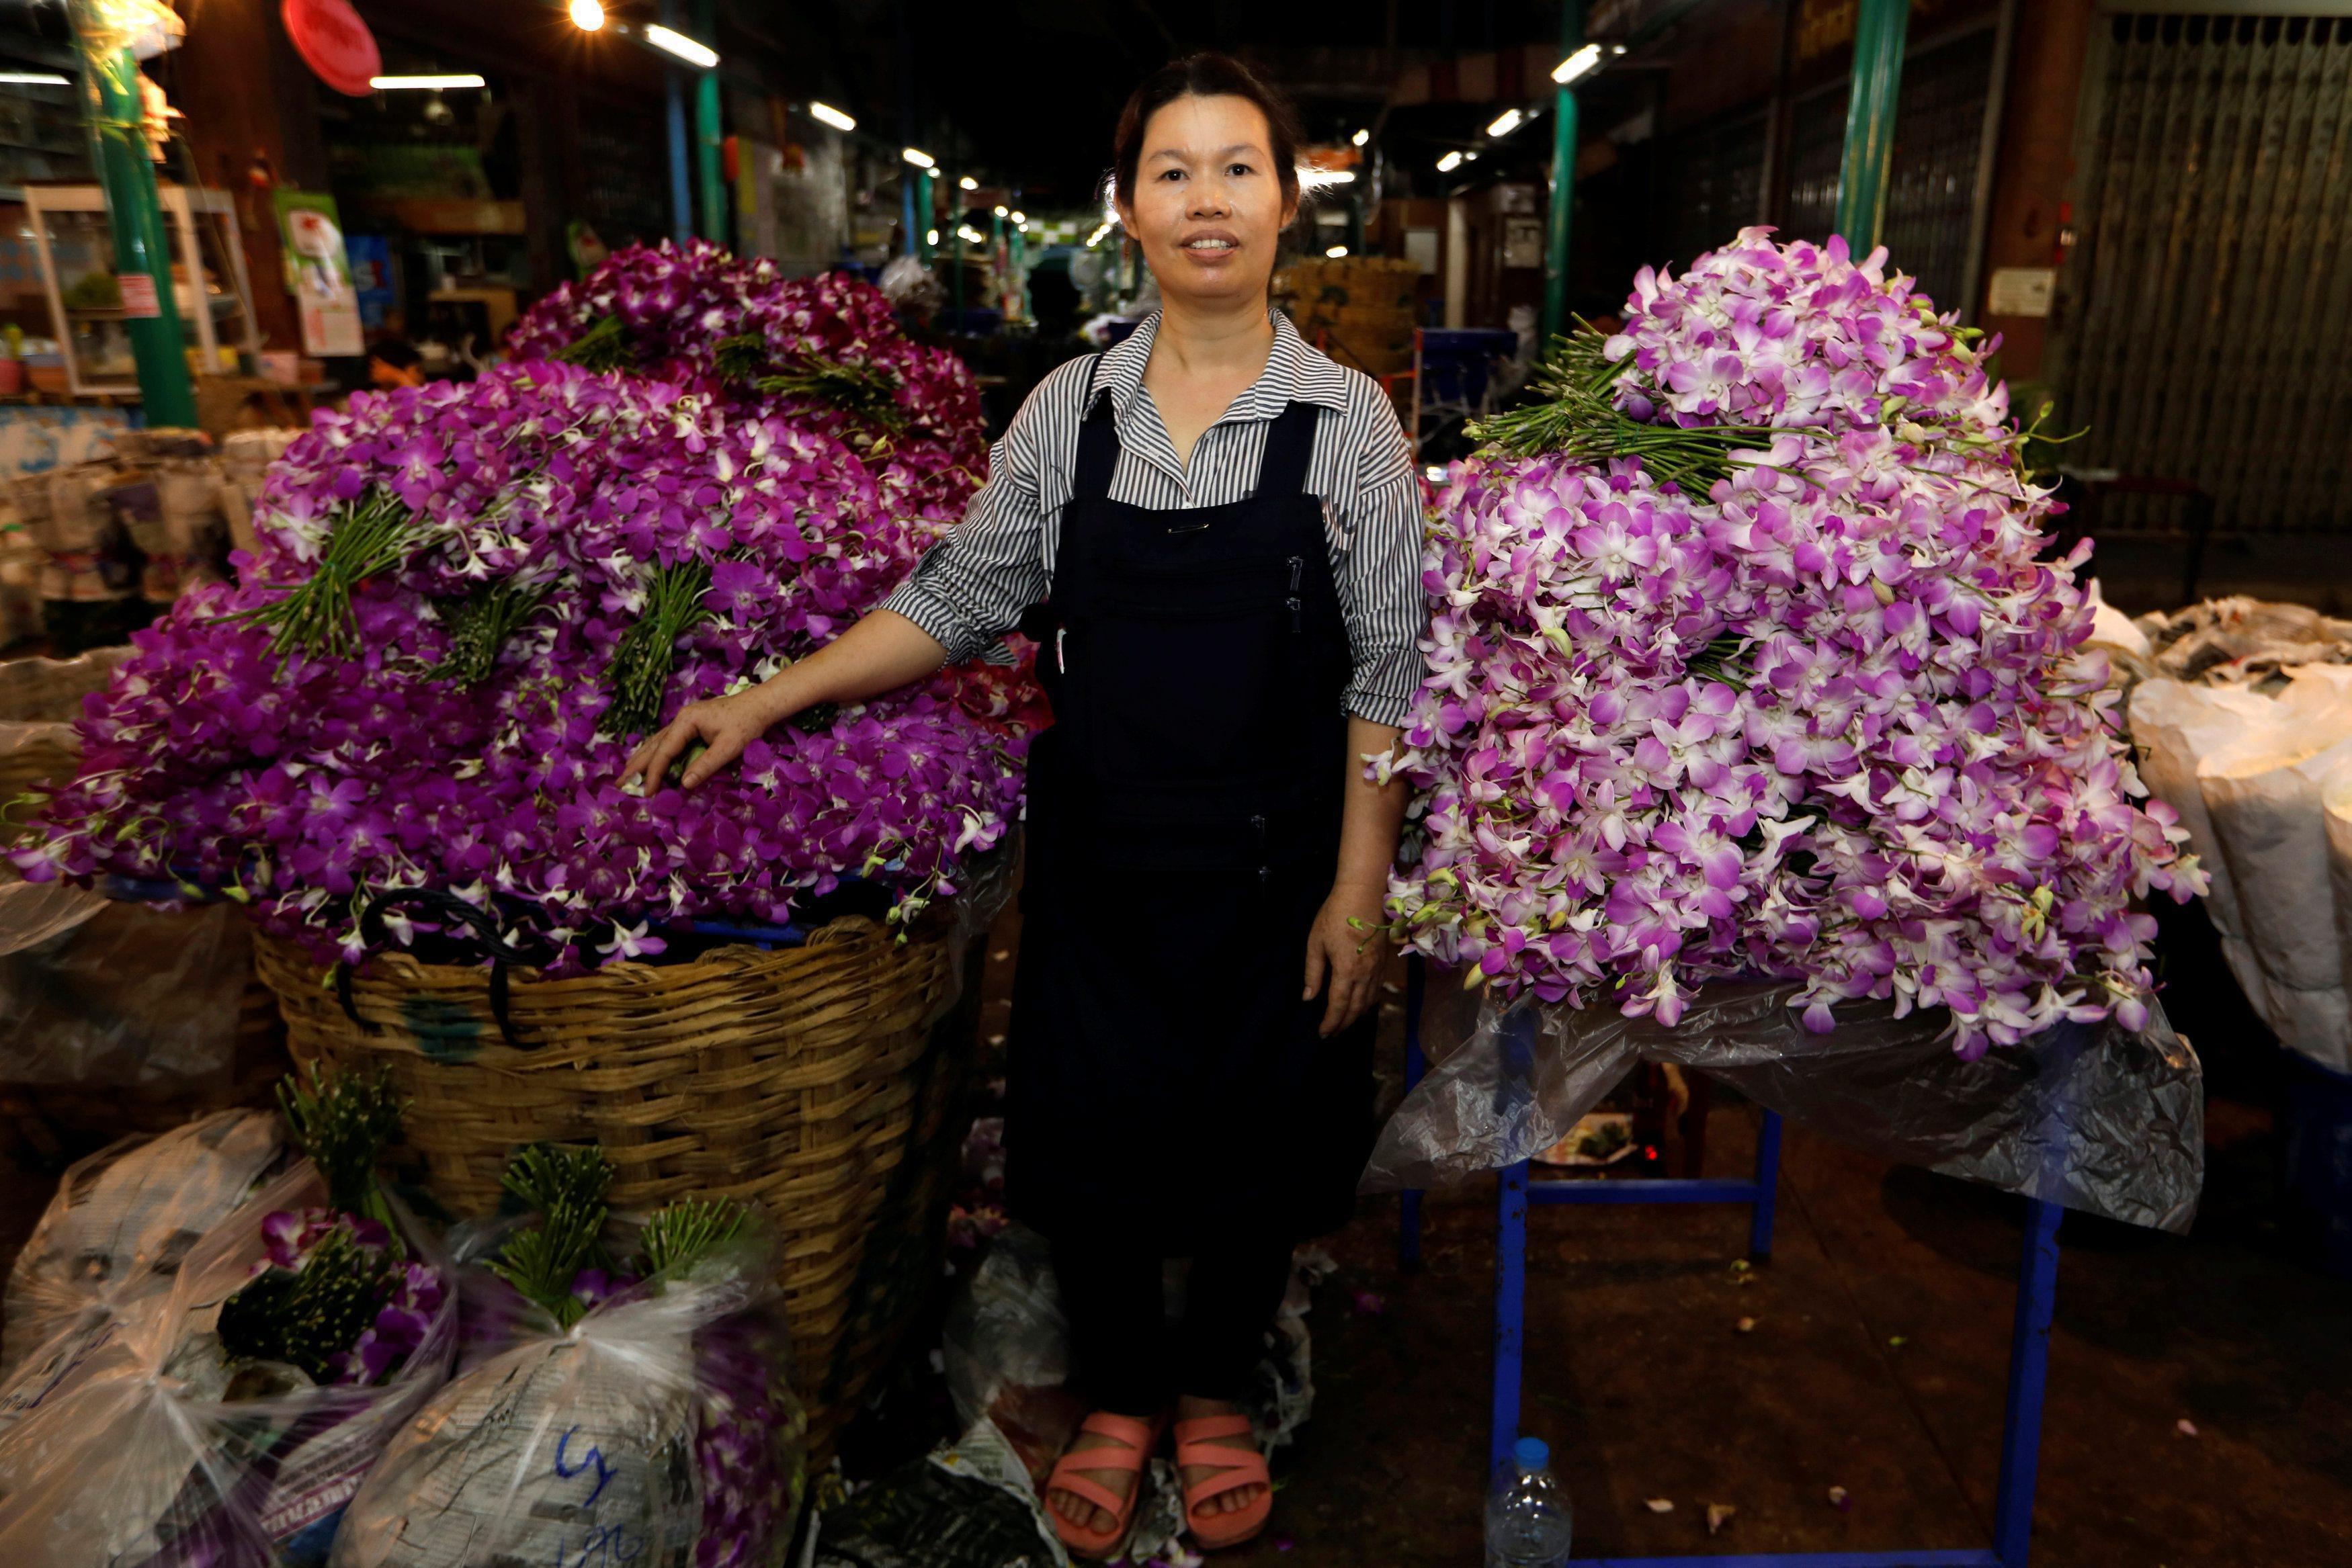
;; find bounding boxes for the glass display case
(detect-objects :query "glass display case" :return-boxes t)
[22,184,259,398]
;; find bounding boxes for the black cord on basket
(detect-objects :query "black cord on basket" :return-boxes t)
[335,889,540,1049]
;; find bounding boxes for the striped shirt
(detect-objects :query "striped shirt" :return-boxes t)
[881,308,1429,727]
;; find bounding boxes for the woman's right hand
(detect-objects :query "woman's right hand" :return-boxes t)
[619,691,774,793]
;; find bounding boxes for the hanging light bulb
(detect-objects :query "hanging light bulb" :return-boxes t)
[569,0,606,30]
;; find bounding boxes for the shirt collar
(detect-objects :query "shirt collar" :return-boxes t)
[1091,307,1353,426]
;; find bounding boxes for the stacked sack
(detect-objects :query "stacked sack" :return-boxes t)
[1273,253,1419,379]
[216,428,298,562]
[2132,664,2352,1070]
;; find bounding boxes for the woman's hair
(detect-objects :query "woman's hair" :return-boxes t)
[1111,53,1305,220]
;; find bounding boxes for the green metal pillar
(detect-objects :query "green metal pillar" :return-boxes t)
[693,0,726,245]
[951,178,965,321]
[1541,1,1583,345]
[916,171,934,262]
[1010,225,1025,322]
[991,209,1005,316]
[1834,0,1909,249]
[69,4,194,427]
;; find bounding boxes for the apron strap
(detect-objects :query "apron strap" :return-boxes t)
[1072,351,1118,503]
[1253,400,1319,498]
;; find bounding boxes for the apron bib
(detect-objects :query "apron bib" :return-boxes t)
[1003,354,1378,1250]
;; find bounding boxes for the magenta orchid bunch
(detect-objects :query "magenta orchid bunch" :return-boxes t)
[10,247,1034,970]
[1380,228,2204,1057]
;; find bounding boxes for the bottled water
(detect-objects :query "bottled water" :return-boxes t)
[1485,1436,1574,1567]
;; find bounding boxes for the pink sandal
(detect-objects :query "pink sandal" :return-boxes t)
[1175,1412,1273,1551]
[1044,1410,1162,1559]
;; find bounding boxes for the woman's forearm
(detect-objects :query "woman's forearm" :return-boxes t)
[1334,716,1408,895]
[746,609,952,724]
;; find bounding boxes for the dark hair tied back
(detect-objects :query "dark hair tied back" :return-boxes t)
[1111,53,1304,221]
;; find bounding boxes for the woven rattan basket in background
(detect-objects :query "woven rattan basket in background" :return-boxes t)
[0,647,133,838]
[255,910,985,1461]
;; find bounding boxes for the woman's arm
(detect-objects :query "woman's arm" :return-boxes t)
[620,609,950,791]
[1302,715,1409,1036]
[620,357,1091,791]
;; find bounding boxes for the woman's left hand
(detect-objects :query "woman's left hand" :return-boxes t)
[1304,878,1390,1037]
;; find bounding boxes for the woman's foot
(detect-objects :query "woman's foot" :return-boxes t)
[1046,1409,1160,1542]
[1175,1394,1266,1520]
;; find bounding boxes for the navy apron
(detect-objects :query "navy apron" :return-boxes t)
[1003,354,1378,1251]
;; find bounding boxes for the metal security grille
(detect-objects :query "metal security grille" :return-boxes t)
[1779,28,1997,312]
[577,116,671,247]
[1655,110,1771,269]
[2058,12,2352,536]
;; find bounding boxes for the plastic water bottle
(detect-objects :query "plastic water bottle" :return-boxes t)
[1485,1436,1574,1567]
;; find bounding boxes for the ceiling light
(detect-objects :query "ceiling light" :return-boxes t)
[568,0,605,30]
[1322,169,1357,183]
[1010,210,1025,224]
[370,74,487,89]
[0,72,69,86]
[642,24,718,69]
[1325,245,1347,258]
[992,204,1008,218]
[1435,150,1463,172]
[902,147,935,169]
[1087,223,1111,246]
[958,225,985,244]
[925,228,939,245]
[1351,128,1369,147]
[1552,43,1604,85]
[1487,107,1523,138]
[808,101,855,132]
[959,175,978,191]
[1464,151,1480,162]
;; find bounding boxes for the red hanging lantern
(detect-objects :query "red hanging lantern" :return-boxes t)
[280,0,381,98]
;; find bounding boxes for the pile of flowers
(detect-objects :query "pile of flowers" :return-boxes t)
[1378,228,2203,1056]
[11,244,1032,970]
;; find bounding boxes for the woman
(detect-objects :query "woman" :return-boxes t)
[622,54,1425,1557]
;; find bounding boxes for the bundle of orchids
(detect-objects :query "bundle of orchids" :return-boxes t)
[1378,228,2204,1057]
[11,243,1037,971]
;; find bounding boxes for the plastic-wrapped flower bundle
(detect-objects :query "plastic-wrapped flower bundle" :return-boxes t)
[0,1070,456,1566]
[331,1146,803,1568]
[1379,228,2203,1056]
[11,247,1034,971]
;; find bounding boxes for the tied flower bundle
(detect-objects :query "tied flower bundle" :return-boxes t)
[1378,228,2203,1057]
[10,245,1034,970]
[333,1145,803,1568]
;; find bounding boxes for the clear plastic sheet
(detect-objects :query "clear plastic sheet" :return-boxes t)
[333,1213,805,1568]
[2,1108,287,1378]
[0,882,247,1090]
[0,1162,458,1565]
[1361,982,2204,1235]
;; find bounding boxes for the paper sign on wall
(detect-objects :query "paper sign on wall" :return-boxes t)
[1986,267,2056,318]
[274,189,363,356]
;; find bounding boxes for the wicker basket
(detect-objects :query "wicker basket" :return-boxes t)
[0,647,132,836]
[254,909,987,1459]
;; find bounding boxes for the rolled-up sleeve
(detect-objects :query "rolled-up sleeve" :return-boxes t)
[880,402,1054,663]
[1333,406,1428,727]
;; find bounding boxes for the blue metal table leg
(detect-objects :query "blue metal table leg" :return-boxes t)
[1992,1197,2063,1568]
[1400,953,1427,1270]
[1749,1109,1783,1260]
[1492,1157,1530,1480]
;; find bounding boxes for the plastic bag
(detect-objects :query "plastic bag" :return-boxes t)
[2128,677,2277,942]
[0,1162,457,1566]
[811,1418,1067,1568]
[2193,670,2352,1068]
[331,1217,804,1568]
[3,1108,287,1377]
[1363,982,2204,1234]
[0,885,249,1091]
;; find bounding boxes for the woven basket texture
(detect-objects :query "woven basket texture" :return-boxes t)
[255,911,984,1460]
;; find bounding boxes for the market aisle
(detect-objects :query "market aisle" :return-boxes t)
[1211,1100,2350,1567]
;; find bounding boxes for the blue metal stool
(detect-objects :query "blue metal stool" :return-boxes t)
[1393,955,2065,1567]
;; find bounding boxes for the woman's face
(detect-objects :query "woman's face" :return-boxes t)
[1116,93,1296,311]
